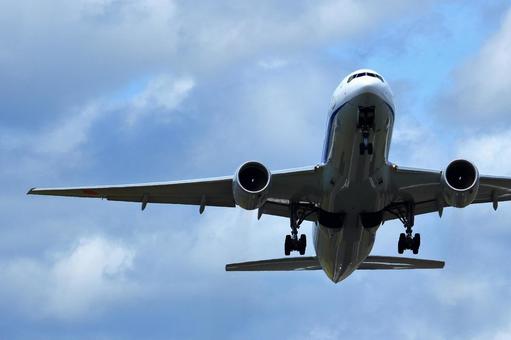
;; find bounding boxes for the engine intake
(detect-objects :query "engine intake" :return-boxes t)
[233,161,271,210]
[441,159,479,208]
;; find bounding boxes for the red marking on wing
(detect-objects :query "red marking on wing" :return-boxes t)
[82,189,99,196]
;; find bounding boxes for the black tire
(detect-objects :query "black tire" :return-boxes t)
[398,243,404,254]
[415,233,421,248]
[398,233,405,254]
[412,233,421,254]
[299,234,306,255]
[285,235,291,256]
[359,143,365,155]
[367,143,373,155]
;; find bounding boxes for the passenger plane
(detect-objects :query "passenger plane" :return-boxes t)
[29,69,511,283]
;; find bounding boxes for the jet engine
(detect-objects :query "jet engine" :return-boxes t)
[441,159,479,208]
[233,161,271,210]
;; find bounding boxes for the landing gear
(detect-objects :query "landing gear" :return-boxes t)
[386,202,421,255]
[284,204,313,256]
[285,234,306,255]
[285,235,291,256]
[398,232,420,254]
[358,106,375,155]
[398,233,405,254]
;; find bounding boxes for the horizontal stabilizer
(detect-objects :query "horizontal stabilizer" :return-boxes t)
[226,257,321,271]
[359,255,445,270]
[225,255,444,272]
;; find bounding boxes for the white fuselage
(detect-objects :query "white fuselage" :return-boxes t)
[313,70,395,283]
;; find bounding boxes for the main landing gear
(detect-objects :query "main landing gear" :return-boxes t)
[398,231,420,255]
[284,204,313,256]
[386,202,421,254]
[285,234,306,256]
[358,106,375,155]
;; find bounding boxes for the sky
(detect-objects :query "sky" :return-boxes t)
[1,0,511,339]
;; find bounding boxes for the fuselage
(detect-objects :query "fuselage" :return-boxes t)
[313,69,395,283]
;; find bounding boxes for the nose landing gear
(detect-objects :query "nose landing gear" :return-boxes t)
[358,106,375,155]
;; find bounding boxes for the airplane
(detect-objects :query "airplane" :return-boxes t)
[28,68,511,283]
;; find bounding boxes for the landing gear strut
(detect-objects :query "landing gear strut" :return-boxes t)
[386,202,421,254]
[284,204,312,256]
[358,106,375,155]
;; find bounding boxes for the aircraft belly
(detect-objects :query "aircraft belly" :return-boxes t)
[315,91,392,282]
[322,92,394,213]
[313,214,377,283]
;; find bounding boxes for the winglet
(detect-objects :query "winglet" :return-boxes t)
[27,188,36,195]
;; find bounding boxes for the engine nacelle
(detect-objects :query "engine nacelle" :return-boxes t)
[232,161,271,210]
[441,159,479,208]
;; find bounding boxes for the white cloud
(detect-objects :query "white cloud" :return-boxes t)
[258,57,288,70]
[443,8,511,122]
[125,75,195,126]
[0,0,429,99]
[471,315,511,340]
[181,0,423,68]
[306,326,341,340]
[391,115,449,168]
[0,236,136,320]
[433,275,493,306]
[456,129,511,175]
[35,104,100,155]
[186,62,333,169]
[0,73,194,180]
[483,323,511,340]
[80,0,118,16]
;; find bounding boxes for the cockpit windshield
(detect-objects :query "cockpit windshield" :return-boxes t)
[347,72,384,83]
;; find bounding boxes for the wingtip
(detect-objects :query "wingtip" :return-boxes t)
[27,187,36,195]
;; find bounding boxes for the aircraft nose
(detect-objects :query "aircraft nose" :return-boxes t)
[356,77,382,94]
[349,76,391,105]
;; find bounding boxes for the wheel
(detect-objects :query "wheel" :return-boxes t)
[359,143,365,155]
[398,233,405,254]
[285,235,291,256]
[414,233,421,247]
[412,233,420,254]
[367,143,373,155]
[299,234,306,255]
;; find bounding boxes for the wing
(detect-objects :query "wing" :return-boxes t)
[225,255,444,271]
[226,256,321,271]
[359,256,444,270]
[28,176,236,208]
[384,166,511,221]
[472,175,511,206]
[28,165,323,212]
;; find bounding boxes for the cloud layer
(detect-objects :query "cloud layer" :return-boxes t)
[0,236,135,319]
[1,1,511,339]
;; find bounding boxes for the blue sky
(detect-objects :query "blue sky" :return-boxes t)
[1,1,511,339]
